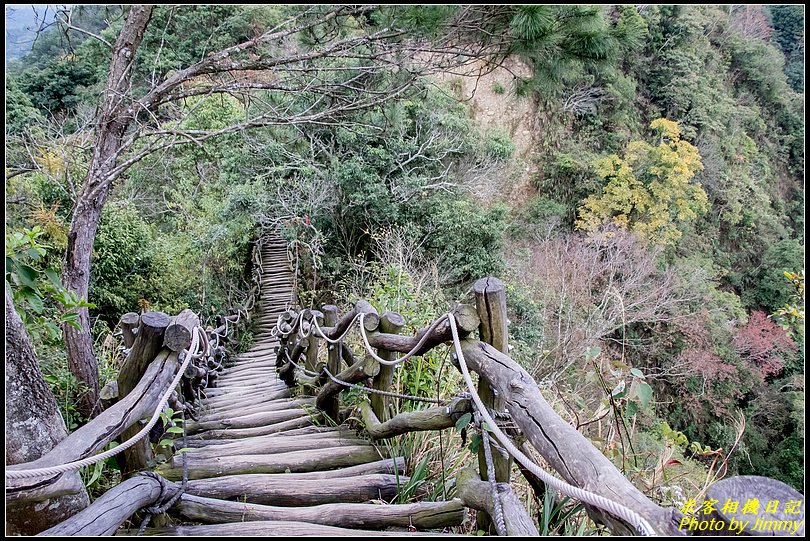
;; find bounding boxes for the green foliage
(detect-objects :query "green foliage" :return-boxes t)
[510,195,568,239]
[749,239,804,312]
[772,271,805,336]
[5,76,45,134]
[482,131,516,160]
[132,5,267,86]
[725,34,792,106]
[377,5,457,36]
[80,441,121,497]
[43,365,87,432]
[6,226,94,333]
[90,204,154,320]
[768,5,805,91]
[533,150,600,226]
[16,58,98,114]
[509,5,647,101]
[539,485,587,536]
[419,199,507,283]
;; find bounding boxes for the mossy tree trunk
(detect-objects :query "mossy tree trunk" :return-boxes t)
[5,286,90,534]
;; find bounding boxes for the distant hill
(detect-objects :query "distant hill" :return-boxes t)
[5,5,57,63]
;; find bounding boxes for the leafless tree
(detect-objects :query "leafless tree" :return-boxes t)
[505,230,705,381]
[561,83,610,115]
[728,5,773,42]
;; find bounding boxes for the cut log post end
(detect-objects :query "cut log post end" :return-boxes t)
[355,300,380,332]
[163,308,200,352]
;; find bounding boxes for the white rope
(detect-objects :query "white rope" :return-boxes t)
[6,327,203,480]
[356,313,448,366]
[310,312,361,344]
[445,313,656,536]
[272,303,657,534]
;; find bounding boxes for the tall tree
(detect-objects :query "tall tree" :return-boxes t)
[55,5,515,416]
[62,5,154,417]
[5,286,90,534]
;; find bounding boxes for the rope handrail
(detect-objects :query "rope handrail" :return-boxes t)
[6,327,204,480]
[281,348,444,405]
[288,309,449,367]
[274,304,657,535]
[445,312,656,536]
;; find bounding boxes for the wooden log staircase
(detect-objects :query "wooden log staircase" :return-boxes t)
[136,234,465,535]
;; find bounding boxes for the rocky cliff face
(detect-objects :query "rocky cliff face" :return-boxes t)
[434,56,542,205]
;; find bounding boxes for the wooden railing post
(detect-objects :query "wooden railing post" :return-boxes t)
[116,311,172,476]
[319,306,340,420]
[473,277,513,532]
[304,310,323,374]
[119,312,140,349]
[372,311,405,422]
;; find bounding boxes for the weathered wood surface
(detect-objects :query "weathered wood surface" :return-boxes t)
[39,473,179,536]
[703,476,805,535]
[197,397,314,421]
[179,433,367,458]
[162,308,200,352]
[117,311,172,474]
[5,285,90,533]
[200,386,290,407]
[320,304,342,419]
[188,412,322,440]
[118,312,140,349]
[136,520,457,536]
[355,299,380,331]
[364,304,479,356]
[459,339,681,535]
[371,311,405,421]
[186,408,309,434]
[472,276,512,532]
[185,473,408,506]
[316,355,380,413]
[359,397,471,439]
[157,445,382,480]
[175,494,466,530]
[184,426,357,447]
[304,311,323,373]
[7,350,179,504]
[455,467,539,536]
[118,312,172,397]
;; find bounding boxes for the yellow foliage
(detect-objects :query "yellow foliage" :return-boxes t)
[31,202,68,250]
[35,147,67,176]
[576,119,708,246]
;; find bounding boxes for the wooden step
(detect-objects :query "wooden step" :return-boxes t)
[157,445,382,480]
[183,426,357,448]
[197,398,312,421]
[138,520,450,536]
[186,408,310,435]
[200,388,291,409]
[188,413,320,440]
[175,495,466,530]
[181,432,367,458]
[184,472,408,506]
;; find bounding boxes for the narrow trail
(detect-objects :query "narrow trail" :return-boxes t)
[140,234,464,535]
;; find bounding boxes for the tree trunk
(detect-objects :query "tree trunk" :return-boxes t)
[5,287,90,535]
[61,5,154,419]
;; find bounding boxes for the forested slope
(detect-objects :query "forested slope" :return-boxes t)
[5,5,804,533]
